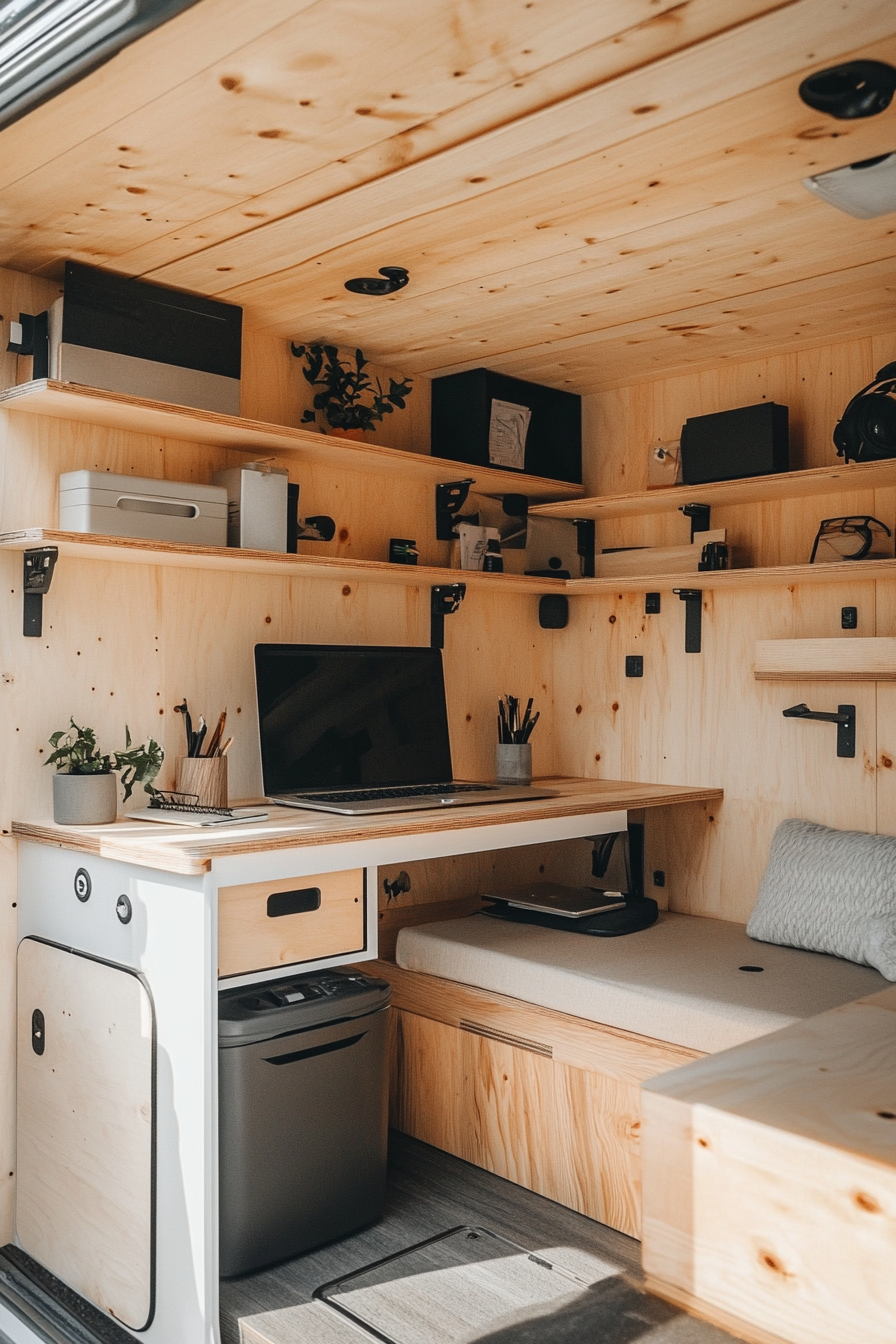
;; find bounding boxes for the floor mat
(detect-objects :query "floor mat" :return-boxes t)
[314,1226,601,1344]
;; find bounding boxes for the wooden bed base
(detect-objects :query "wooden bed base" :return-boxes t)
[367,960,703,1239]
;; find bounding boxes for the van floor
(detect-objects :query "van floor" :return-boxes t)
[220,1132,747,1344]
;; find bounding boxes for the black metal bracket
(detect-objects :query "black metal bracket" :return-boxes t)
[23,547,58,637]
[435,479,475,541]
[573,518,596,578]
[783,703,856,758]
[673,588,703,653]
[431,583,466,648]
[680,502,711,541]
[295,514,336,542]
[6,312,36,354]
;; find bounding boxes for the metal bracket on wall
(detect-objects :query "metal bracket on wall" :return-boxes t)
[23,546,58,637]
[435,479,474,541]
[431,583,466,648]
[782,703,856,758]
[680,503,711,541]
[673,588,703,653]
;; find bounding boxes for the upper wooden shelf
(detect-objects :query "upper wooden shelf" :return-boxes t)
[754,637,896,681]
[12,779,725,875]
[0,528,566,596]
[528,459,896,521]
[0,380,584,503]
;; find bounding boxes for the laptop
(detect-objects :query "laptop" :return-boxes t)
[254,643,555,816]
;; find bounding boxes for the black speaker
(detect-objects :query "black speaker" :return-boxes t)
[680,402,789,485]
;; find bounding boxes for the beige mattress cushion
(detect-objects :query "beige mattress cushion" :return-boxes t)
[395,911,889,1053]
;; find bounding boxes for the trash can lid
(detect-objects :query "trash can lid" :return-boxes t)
[218,967,391,1044]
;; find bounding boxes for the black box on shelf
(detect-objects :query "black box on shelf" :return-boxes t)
[431,368,581,484]
[680,402,789,485]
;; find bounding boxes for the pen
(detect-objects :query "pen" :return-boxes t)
[193,716,207,758]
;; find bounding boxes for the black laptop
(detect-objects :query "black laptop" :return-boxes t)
[254,644,554,816]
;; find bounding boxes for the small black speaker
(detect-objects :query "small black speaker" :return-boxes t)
[539,595,568,629]
[680,402,788,485]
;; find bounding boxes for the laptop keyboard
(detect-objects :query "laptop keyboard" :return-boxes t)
[297,783,496,803]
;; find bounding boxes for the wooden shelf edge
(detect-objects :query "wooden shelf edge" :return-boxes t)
[567,559,896,595]
[753,637,896,681]
[0,380,584,503]
[530,459,896,521]
[0,528,567,595]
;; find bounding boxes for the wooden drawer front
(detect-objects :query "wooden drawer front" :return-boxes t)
[218,868,365,977]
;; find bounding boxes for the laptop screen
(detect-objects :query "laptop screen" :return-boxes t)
[255,644,454,794]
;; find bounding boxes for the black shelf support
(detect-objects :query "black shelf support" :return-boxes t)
[673,588,703,653]
[23,546,58,637]
[680,502,711,541]
[431,583,466,648]
[782,703,856,758]
[435,479,474,541]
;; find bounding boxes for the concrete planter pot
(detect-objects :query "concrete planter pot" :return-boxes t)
[495,743,532,784]
[52,772,118,825]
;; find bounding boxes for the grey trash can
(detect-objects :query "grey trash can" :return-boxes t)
[218,967,391,1277]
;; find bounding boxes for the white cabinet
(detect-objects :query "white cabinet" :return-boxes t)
[16,938,155,1330]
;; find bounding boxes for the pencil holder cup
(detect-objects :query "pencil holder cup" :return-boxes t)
[175,756,228,809]
[495,743,531,785]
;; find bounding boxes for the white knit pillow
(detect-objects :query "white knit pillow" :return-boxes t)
[747,818,896,980]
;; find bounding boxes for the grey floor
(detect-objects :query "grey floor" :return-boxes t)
[220,1132,748,1344]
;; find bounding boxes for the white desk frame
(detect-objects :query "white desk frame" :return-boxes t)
[16,806,627,1344]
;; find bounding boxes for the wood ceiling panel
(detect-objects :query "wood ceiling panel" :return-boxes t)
[266,188,894,375]
[145,0,894,297]
[0,0,768,276]
[480,260,895,391]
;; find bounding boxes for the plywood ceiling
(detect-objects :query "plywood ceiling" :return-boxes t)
[0,0,894,392]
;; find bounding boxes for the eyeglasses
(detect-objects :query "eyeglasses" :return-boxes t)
[809,516,893,564]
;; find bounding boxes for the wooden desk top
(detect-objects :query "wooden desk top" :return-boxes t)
[13,778,722,876]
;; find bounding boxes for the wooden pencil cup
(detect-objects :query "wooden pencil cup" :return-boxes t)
[175,756,228,808]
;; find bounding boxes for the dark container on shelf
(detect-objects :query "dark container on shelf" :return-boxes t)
[431,368,582,484]
[679,402,789,485]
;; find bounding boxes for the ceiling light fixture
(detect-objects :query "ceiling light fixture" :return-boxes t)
[344,267,409,296]
[798,60,896,119]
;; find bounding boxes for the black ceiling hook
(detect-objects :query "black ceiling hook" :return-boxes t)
[799,61,896,119]
[344,267,410,296]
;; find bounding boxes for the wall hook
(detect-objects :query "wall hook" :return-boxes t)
[431,583,466,648]
[23,546,58,637]
[672,588,703,653]
[782,703,856,758]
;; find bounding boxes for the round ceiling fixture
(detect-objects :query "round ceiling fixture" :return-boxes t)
[798,60,896,119]
[344,266,409,296]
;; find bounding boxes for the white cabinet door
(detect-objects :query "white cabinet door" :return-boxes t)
[16,937,155,1330]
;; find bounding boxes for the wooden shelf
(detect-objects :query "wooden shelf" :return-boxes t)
[0,380,584,503]
[567,558,896,596]
[529,459,896,521]
[754,637,896,681]
[0,528,567,595]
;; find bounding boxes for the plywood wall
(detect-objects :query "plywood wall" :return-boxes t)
[0,266,542,1239]
[557,332,896,924]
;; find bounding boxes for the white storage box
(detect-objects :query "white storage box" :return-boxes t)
[212,463,289,551]
[58,471,228,546]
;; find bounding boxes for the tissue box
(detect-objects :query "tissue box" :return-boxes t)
[59,471,228,546]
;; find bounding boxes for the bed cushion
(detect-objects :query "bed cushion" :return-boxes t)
[395,911,888,1053]
[747,818,896,979]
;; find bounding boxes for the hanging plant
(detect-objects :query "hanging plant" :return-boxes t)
[291,342,413,434]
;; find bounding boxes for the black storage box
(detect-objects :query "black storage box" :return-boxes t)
[431,368,581,484]
[680,402,789,485]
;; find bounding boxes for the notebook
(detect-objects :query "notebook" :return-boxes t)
[254,643,554,816]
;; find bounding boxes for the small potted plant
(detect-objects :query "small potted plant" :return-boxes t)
[46,720,164,825]
[291,342,413,438]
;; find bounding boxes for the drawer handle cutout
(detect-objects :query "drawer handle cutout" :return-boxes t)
[32,1008,45,1055]
[267,887,321,918]
[265,1032,365,1065]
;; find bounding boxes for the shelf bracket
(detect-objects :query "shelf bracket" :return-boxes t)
[680,503,711,541]
[435,479,474,541]
[673,588,703,653]
[23,546,58,637]
[782,703,856,758]
[431,583,466,648]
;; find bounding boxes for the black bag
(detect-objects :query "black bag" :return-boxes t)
[834,362,896,462]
